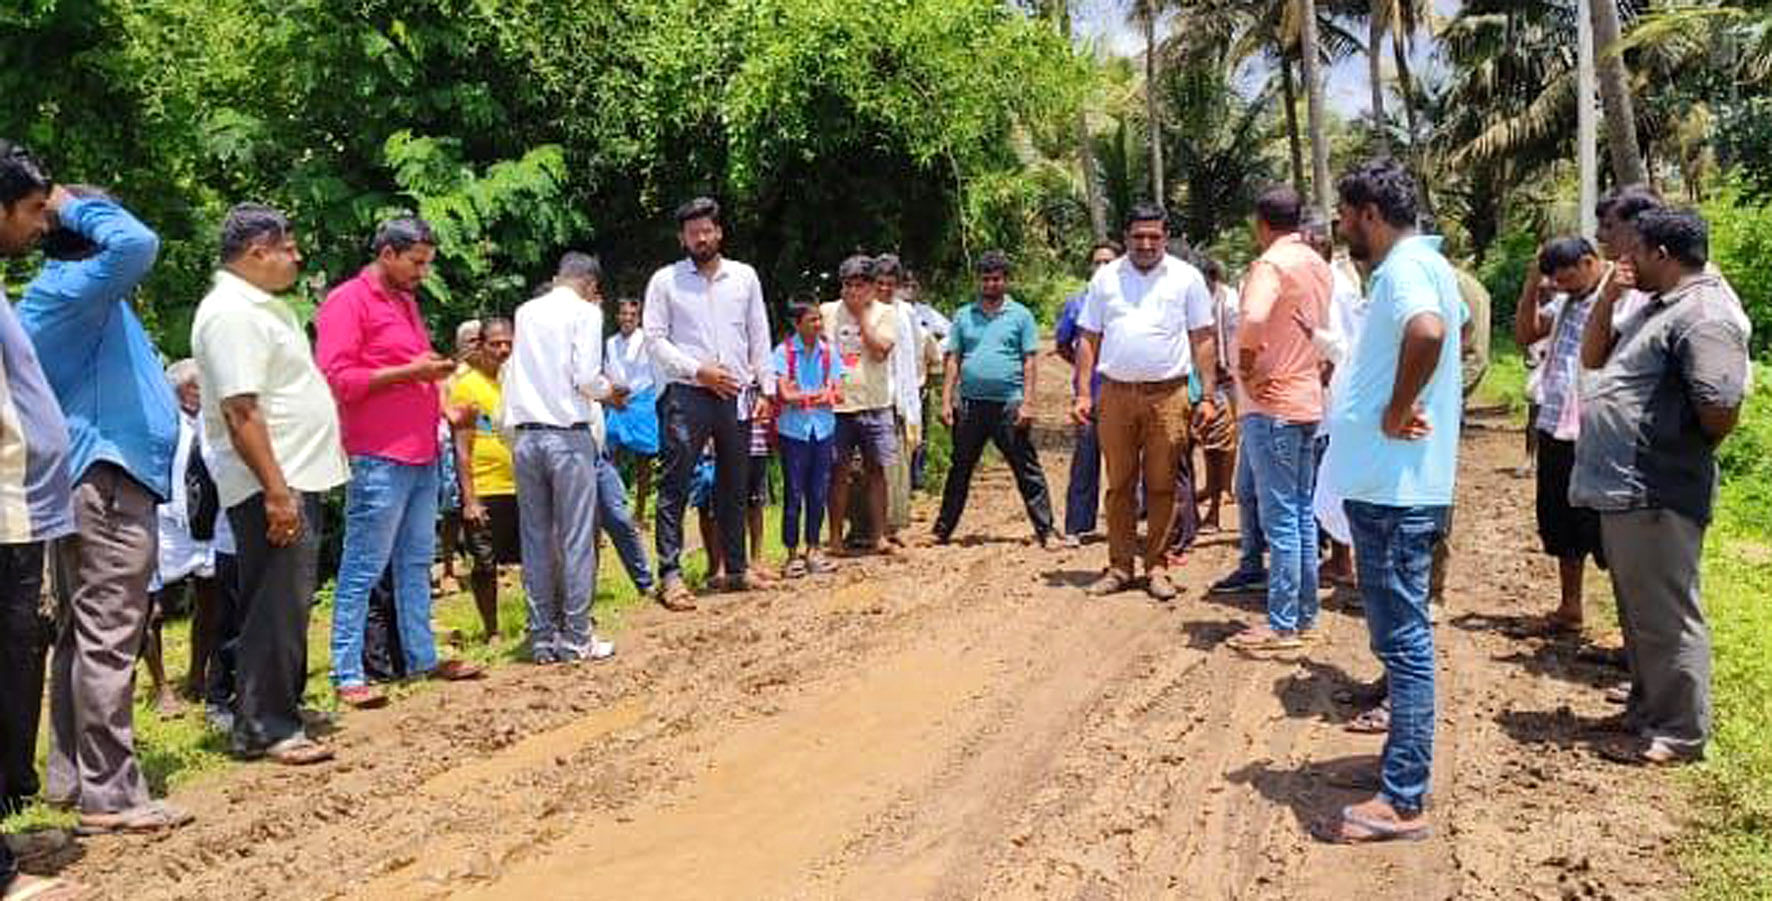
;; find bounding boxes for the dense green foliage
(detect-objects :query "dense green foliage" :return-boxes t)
[1687,365,1772,901]
[1,0,1087,354]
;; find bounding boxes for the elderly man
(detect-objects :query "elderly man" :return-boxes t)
[18,180,191,832]
[1572,208,1748,766]
[1070,203,1218,601]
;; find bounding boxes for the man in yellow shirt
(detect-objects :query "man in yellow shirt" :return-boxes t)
[449,317,517,642]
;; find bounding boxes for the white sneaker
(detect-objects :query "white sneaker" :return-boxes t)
[585,637,616,661]
[1062,533,1082,549]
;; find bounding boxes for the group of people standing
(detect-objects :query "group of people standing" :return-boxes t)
[0,125,1754,897]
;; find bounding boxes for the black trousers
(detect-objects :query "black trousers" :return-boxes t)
[656,385,750,582]
[0,542,48,818]
[227,493,322,754]
[935,398,1055,540]
[204,552,241,708]
[363,568,405,682]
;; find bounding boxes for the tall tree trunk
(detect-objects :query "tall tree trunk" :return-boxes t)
[1298,0,1333,216]
[1588,0,1650,185]
[1054,0,1109,239]
[1281,57,1305,193]
[1144,0,1165,204]
[1391,23,1436,221]
[1368,1,1389,155]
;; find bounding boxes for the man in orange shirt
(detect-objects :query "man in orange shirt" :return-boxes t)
[1227,186,1332,652]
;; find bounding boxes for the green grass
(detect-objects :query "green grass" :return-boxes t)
[1472,334,1529,421]
[1684,363,1772,901]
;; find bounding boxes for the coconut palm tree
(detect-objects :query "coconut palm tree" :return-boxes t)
[1589,0,1650,183]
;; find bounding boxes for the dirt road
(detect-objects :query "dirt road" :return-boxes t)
[61,353,1689,899]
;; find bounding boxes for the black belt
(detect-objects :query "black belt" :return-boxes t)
[514,422,590,432]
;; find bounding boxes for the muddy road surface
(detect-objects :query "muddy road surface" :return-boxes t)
[63,354,1687,900]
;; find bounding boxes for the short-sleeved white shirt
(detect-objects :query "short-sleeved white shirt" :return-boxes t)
[1078,254,1215,383]
[192,270,348,509]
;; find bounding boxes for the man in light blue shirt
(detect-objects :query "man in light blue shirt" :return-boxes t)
[1318,159,1465,846]
[17,184,190,832]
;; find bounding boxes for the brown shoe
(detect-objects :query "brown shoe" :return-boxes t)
[657,580,698,612]
[429,659,484,681]
[1086,570,1132,597]
[337,685,388,710]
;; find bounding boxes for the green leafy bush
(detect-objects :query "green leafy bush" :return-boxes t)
[1702,187,1772,357]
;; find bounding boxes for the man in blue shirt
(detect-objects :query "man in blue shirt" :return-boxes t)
[1054,240,1121,546]
[933,251,1054,545]
[1318,158,1465,845]
[18,184,189,834]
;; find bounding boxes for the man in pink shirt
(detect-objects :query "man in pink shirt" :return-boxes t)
[1227,186,1332,652]
[316,217,481,709]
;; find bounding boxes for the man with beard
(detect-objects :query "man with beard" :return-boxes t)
[644,197,777,607]
[0,140,88,898]
[1317,158,1465,844]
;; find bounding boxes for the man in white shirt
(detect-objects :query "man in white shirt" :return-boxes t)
[503,252,613,663]
[1070,202,1219,601]
[192,202,345,768]
[643,197,777,607]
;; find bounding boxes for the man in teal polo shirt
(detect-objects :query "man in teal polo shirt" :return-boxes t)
[932,251,1055,545]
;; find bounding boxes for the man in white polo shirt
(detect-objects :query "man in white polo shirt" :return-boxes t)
[1070,202,1218,601]
[192,202,346,767]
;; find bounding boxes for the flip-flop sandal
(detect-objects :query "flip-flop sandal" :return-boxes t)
[264,736,334,766]
[1345,705,1391,734]
[1314,806,1432,844]
[76,801,193,836]
[807,556,838,575]
[657,582,698,612]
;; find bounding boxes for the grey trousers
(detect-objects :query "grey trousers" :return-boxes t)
[513,428,599,658]
[1600,507,1711,755]
[228,492,323,754]
[47,463,156,813]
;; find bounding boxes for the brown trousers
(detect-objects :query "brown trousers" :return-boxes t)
[1098,378,1191,578]
[47,463,156,814]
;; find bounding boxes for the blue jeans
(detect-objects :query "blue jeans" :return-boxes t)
[1243,415,1318,632]
[332,456,439,688]
[1234,437,1265,576]
[596,453,653,594]
[513,428,600,658]
[1346,500,1449,815]
[779,435,834,549]
[1064,416,1100,536]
